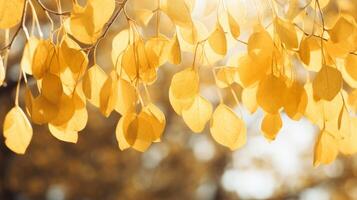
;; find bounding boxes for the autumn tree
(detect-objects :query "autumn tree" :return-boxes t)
[1,0,357,168]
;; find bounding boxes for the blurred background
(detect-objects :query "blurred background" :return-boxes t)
[1,0,357,199]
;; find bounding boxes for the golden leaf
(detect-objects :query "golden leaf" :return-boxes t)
[168,34,181,65]
[170,68,199,100]
[100,71,118,117]
[342,54,357,88]
[112,29,130,71]
[227,12,240,39]
[31,95,59,124]
[299,36,310,66]
[41,73,63,104]
[241,85,258,114]
[210,104,246,150]
[0,0,24,28]
[162,0,192,28]
[313,65,342,101]
[284,82,308,120]
[141,103,166,140]
[68,0,115,44]
[274,17,298,50]
[3,106,33,154]
[208,22,227,55]
[248,29,273,61]
[21,36,39,75]
[313,130,338,167]
[114,78,137,115]
[82,65,108,107]
[48,124,78,144]
[182,95,212,133]
[215,67,238,88]
[32,40,56,79]
[257,75,287,114]
[261,113,283,141]
[237,55,271,88]
[50,94,76,126]
[116,112,155,152]
[145,36,170,68]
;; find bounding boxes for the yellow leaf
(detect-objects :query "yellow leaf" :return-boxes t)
[168,34,181,65]
[215,67,238,88]
[210,104,246,150]
[32,40,56,79]
[208,23,227,55]
[3,106,32,154]
[68,0,115,44]
[178,24,198,45]
[41,73,63,104]
[82,65,108,107]
[313,65,342,101]
[248,29,273,61]
[342,54,357,88]
[21,36,39,75]
[60,36,88,73]
[31,95,59,124]
[274,17,298,50]
[145,36,170,68]
[50,94,76,126]
[322,0,340,29]
[121,44,137,82]
[338,117,357,155]
[111,29,130,70]
[261,113,282,141]
[348,89,357,112]
[305,83,324,128]
[131,8,154,26]
[241,85,258,114]
[100,71,118,117]
[0,0,24,28]
[115,114,131,150]
[114,78,137,115]
[170,68,199,100]
[284,82,307,120]
[141,103,166,140]
[237,55,271,88]
[329,16,355,44]
[227,12,240,39]
[65,86,88,132]
[48,124,78,144]
[117,112,155,152]
[299,36,323,72]
[59,37,88,94]
[162,0,192,28]
[136,39,157,84]
[299,36,310,66]
[313,130,338,167]
[169,88,196,115]
[182,95,212,133]
[257,75,287,114]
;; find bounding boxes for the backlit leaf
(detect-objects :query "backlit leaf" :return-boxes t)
[182,95,212,133]
[210,104,246,150]
[313,65,342,101]
[3,106,32,154]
